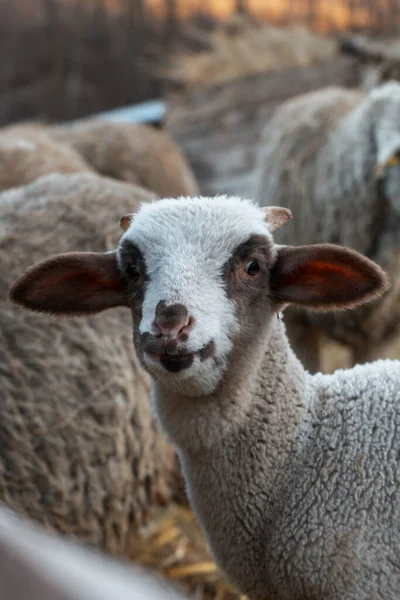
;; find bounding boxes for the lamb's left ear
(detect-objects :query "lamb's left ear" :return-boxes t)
[120,214,134,232]
[261,206,292,232]
[9,251,129,316]
[270,243,389,311]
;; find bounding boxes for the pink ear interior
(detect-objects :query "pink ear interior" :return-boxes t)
[271,244,389,311]
[9,251,128,316]
[120,214,134,232]
[262,206,292,232]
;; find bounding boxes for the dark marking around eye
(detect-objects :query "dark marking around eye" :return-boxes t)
[221,234,273,280]
[119,240,148,282]
[126,263,141,281]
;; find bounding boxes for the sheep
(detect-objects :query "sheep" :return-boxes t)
[43,119,199,198]
[10,194,400,600]
[255,82,400,372]
[0,125,91,192]
[0,172,185,556]
[0,502,186,600]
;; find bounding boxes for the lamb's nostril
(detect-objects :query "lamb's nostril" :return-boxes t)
[180,315,195,336]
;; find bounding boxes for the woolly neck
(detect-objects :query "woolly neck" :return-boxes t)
[151,315,310,451]
[150,316,315,597]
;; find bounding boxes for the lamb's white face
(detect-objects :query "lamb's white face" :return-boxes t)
[118,196,276,396]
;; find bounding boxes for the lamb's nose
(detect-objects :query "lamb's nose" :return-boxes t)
[153,301,194,337]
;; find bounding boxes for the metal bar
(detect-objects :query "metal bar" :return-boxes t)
[91,99,165,124]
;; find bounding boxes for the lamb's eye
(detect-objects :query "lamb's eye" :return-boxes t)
[126,263,141,281]
[244,260,260,276]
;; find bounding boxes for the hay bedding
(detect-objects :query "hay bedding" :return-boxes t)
[131,504,245,600]
[161,14,336,91]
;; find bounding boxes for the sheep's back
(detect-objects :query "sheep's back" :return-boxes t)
[0,126,91,192]
[51,121,199,198]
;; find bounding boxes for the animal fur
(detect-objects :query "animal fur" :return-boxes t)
[0,173,184,556]
[46,119,199,198]
[9,195,400,600]
[0,126,91,192]
[256,83,400,371]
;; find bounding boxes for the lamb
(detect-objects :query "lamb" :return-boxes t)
[46,119,199,197]
[255,82,400,372]
[0,502,186,600]
[10,194,400,600]
[1,172,185,556]
[0,125,91,192]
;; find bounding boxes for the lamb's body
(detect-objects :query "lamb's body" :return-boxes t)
[155,317,400,600]
[256,84,400,370]
[10,195,399,599]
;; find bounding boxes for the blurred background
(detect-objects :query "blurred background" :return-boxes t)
[0,0,399,126]
[2,2,400,600]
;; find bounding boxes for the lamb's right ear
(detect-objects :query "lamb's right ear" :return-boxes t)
[9,251,129,315]
[270,243,389,311]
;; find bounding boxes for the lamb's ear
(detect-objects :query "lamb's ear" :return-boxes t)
[9,251,129,315]
[270,244,389,311]
[120,213,134,232]
[261,206,292,232]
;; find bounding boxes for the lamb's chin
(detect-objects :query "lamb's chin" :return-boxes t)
[149,360,224,398]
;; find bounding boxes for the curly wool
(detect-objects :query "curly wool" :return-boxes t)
[157,316,400,599]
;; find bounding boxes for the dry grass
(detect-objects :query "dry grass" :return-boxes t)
[161,14,337,91]
[131,504,244,600]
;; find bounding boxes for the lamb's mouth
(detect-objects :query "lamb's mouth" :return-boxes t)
[145,340,215,373]
[159,353,195,373]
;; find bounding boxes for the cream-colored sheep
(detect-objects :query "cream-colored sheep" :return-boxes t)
[0,125,91,192]
[0,172,184,556]
[49,119,199,197]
